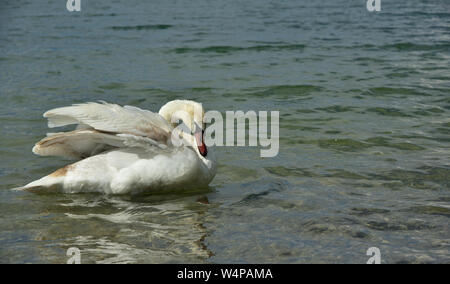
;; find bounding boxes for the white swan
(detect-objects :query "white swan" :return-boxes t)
[20,100,217,194]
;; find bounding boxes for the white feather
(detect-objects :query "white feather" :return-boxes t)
[44,102,172,142]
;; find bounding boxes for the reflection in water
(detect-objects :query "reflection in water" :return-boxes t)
[18,191,214,264]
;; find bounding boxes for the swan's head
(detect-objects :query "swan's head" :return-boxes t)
[159,100,208,157]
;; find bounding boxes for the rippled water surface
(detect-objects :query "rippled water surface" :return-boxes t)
[0,0,449,263]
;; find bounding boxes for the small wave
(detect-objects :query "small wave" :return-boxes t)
[300,217,364,237]
[87,13,117,17]
[404,206,450,217]
[381,42,450,52]
[412,107,445,117]
[350,207,390,216]
[246,84,323,97]
[98,82,126,90]
[316,105,355,113]
[233,178,289,206]
[405,11,450,18]
[366,107,412,117]
[366,220,435,231]
[353,57,386,63]
[365,137,425,151]
[110,24,172,31]
[318,139,371,152]
[366,87,430,97]
[265,166,318,178]
[369,166,449,190]
[174,44,306,54]
[327,169,367,180]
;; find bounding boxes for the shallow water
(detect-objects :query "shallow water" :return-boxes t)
[0,0,449,263]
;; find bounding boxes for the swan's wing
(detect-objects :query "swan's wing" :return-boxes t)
[33,129,170,159]
[34,102,174,159]
[43,102,172,143]
[33,129,123,159]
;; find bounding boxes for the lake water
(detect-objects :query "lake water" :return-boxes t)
[0,0,449,263]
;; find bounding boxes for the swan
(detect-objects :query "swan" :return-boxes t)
[19,100,217,194]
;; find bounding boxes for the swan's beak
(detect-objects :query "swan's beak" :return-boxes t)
[194,127,207,157]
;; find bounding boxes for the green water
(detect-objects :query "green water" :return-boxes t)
[0,0,449,263]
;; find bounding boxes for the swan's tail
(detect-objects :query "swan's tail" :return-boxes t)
[10,174,63,192]
[11,186,27,191]
[11,183,44,192]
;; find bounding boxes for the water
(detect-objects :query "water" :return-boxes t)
[0,0,449,263]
